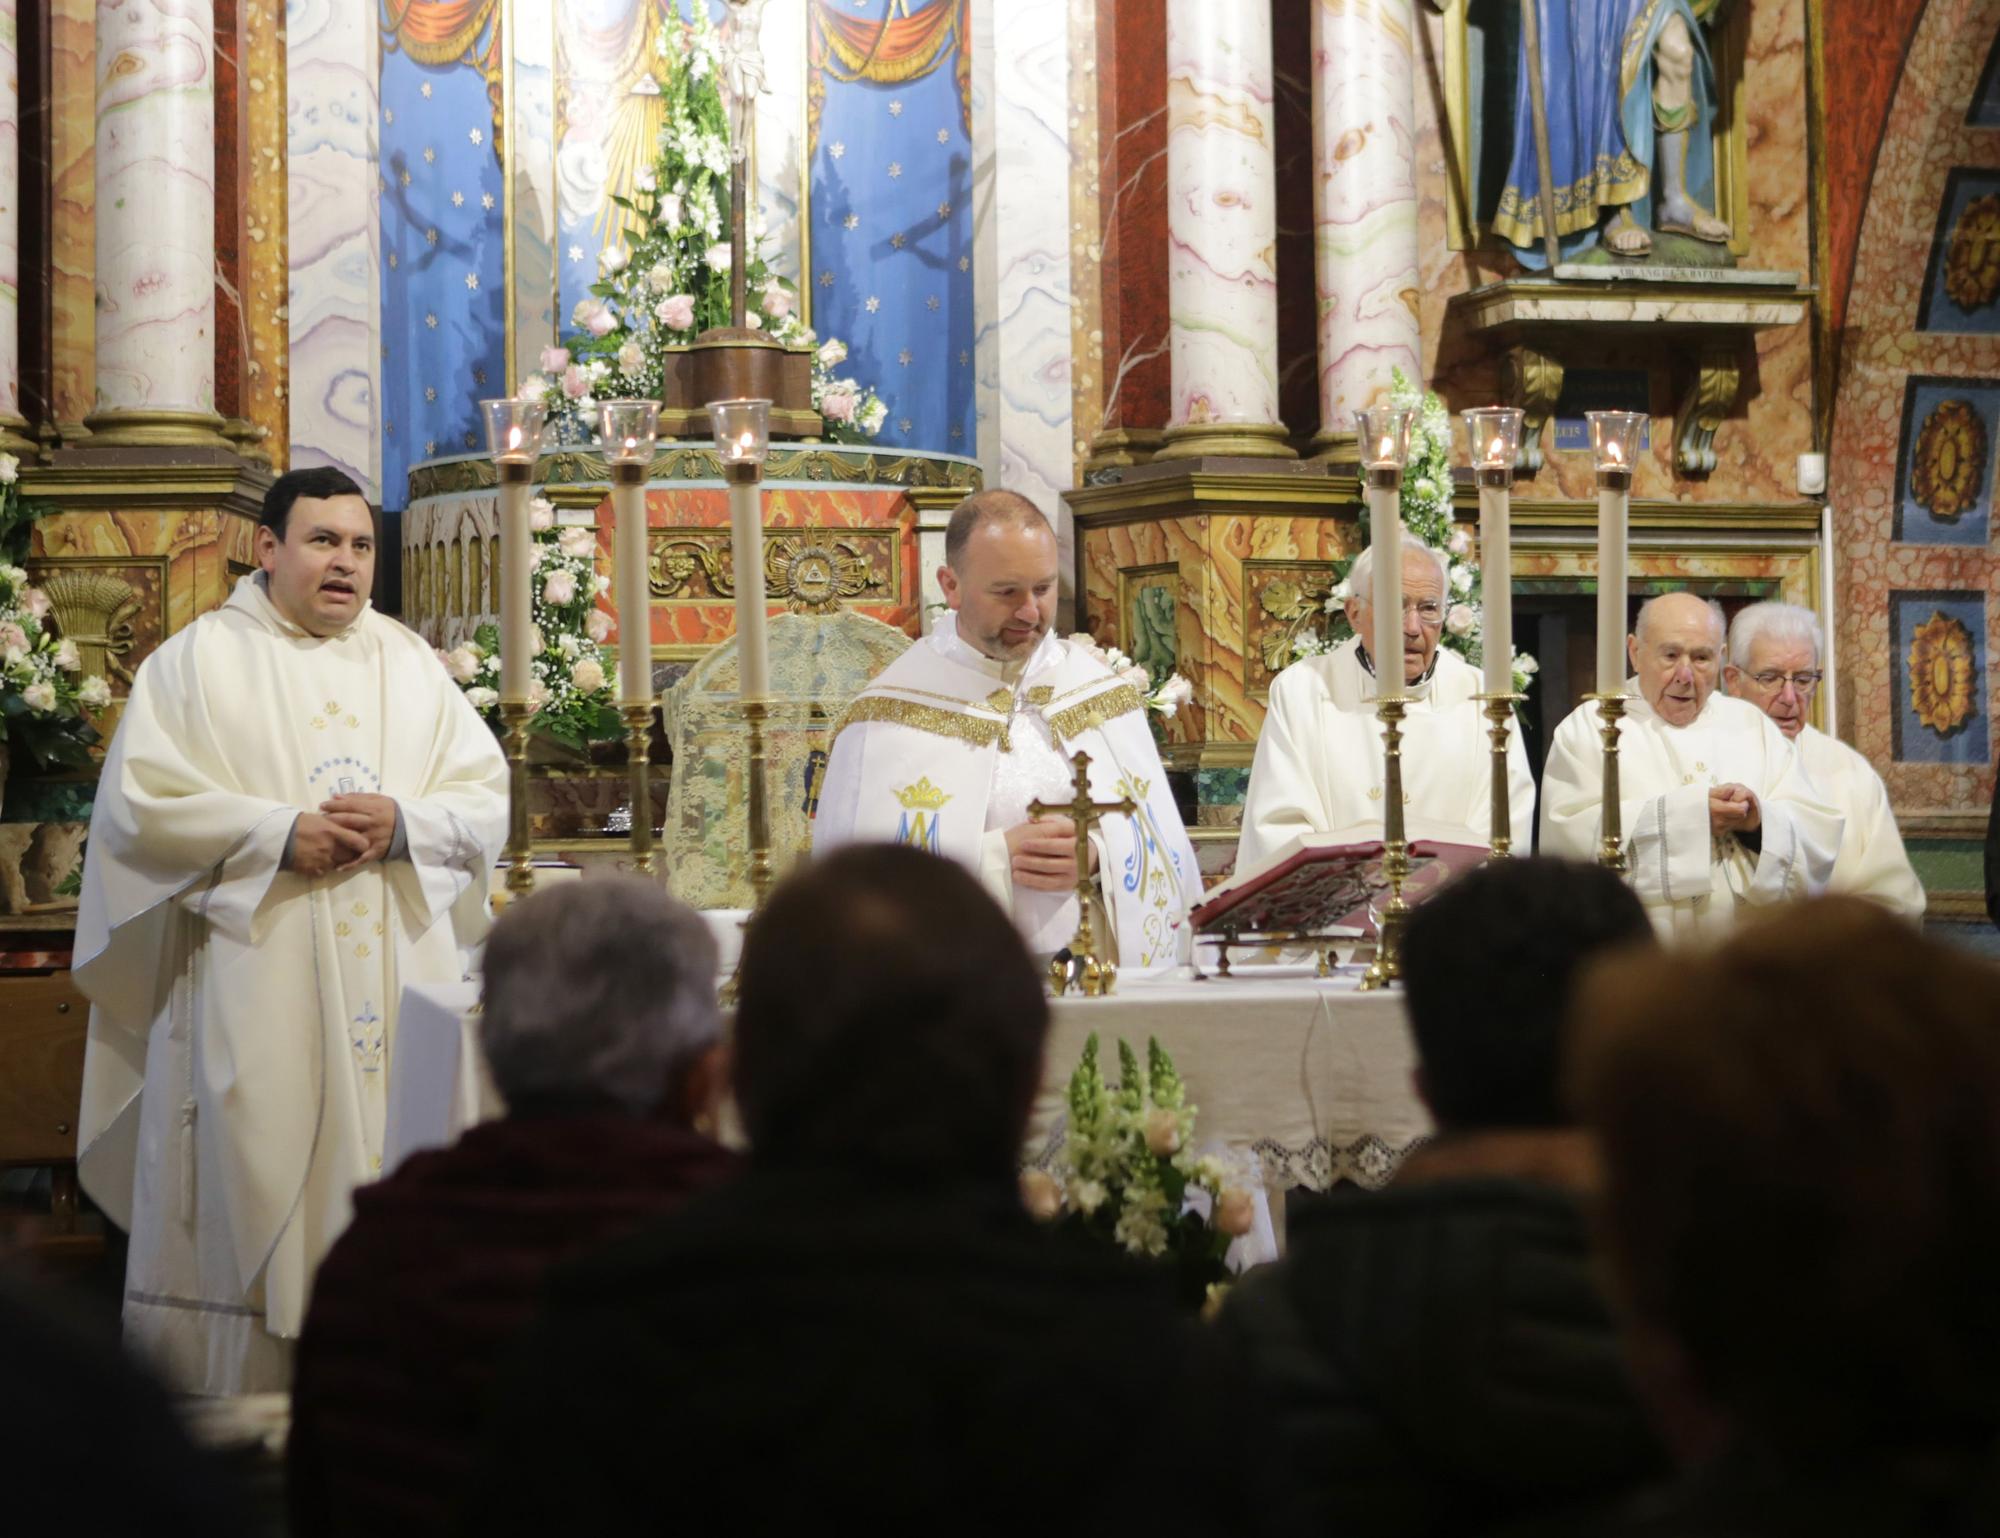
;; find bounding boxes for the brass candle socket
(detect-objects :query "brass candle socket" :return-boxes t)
[1358,695,1411,992]
[621,701,657,878]
[499,699,536,898]
[742,696,774,912]
[1029,749,1135,998]
[1584,690,1630,874]
[1471,692,1525,860]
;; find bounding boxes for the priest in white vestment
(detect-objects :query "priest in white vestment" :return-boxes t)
[1724,601,1924,922]
[1541,592,1839,939]
[1237,533,1536,870]
[814,491,1199,972]
[76,468,508,1395]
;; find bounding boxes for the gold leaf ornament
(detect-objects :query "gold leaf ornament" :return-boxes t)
[1910,399,1986,521]
[1907,611,1977,736]
[1945,194,2000,310]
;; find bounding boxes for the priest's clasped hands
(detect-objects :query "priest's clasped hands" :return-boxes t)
[1007,815,1098,893]
[1708,783,1761,838]
[288,793,402,878]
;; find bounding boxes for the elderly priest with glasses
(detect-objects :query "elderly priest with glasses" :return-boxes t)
[1541,592,1841,938]
[1722,601,1924,922]
[1237,532,1536,869]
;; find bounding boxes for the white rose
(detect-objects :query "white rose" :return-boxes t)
[529,624,546,656]
[817,338,847,368]
[78,675,112,709]
[21,680,55,712]
[634,164,657,193]
[586,609,614,643]
[1450,564,1474,594]
[529,498,556,533]
[616,339,645,375]
[598,244,629,275]
[516,372,548,402]
[526,678,550,710]
[704,241,732,273]
[21,588,48,621]
[557,526,595,559]
[542,570,578,606]
[53,638,79,671]
[660,192,683,228]
[1072,1178,1107,1215]
[1515,653,1540,677]
[571,657,606,693]
[446,644,483,683]
[1143,1107,1182,1156]
[1448,527,1473,556]
[1445,603,1476,637]
[645,262,675,294]
[1215,1188,1256,1239]
[465,686,499,710]
[1120,664,1151,693]
[763,284,794,319]
[0,453,18,484]
[1157,674,1193,715]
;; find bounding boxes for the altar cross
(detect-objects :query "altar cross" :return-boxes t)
[1029,749,1136,998]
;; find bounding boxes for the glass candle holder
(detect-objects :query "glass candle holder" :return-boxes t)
[707,398,772,466]
[1354,405,1416,470]
[481,398,549,465]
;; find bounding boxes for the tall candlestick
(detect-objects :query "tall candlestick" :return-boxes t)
[480,400,549,704]
[600,401,661,705]
[1355,405,1415,696]
[710,398,773,701]
[1588,411,1644,692]
[1464,407,1524,698]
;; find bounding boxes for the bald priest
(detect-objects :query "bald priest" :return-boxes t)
[1541,592,1840,938]
[814,491,1200,972]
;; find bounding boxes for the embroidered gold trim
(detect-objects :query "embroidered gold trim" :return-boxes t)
[1044,684,1146,744]
[832,696,1008,751]
[1026,684,1054,705]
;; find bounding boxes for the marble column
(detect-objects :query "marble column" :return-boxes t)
[0,1,32,454]
[1310,0,1421,451]
[84,0,227,444]
[1157,0,1293,460]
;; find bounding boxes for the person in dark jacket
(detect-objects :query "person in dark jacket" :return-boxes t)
[465,845,1289,1537]
[1215,857,1669,1537]
[288,876,738,1537]
[1571,897,2000,1538]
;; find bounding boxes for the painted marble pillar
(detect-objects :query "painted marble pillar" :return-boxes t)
[0,0,32,453]
[1311,0,1420,446]
[1158,0,1292,459]
[86,0,225,443]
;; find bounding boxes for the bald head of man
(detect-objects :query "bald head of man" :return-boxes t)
[936,490,1060,663]
[1629,592,1726,727]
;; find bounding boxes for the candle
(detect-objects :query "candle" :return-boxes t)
[1588,411,1643,694]
[1367,476,1401,693]
[729,478,769,698]
[1463,407,1524,698]
[498,476,532,699]
[598,402,661,705]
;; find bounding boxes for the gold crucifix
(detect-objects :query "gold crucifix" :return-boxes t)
[1028,749,1136,998]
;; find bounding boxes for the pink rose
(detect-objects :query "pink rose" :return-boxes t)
[1216,1187,1256,1239]
[542,570,578,606]
[1143,1107,1182,1157]
[562,365,589,399]
[526,678,550,710]
[528,498,556,533]
[821,388,857,424]
[571,298,617,338]
[1120,664,1152,693]
[0,621,26,653]
[445,644,482,683]
[658,293,696,331]
[539,345,571,374]
[557,526,596,559]
[571,658,606,693]
[762,284,794,319]
[586,609,614,643]
[22,587,49,621]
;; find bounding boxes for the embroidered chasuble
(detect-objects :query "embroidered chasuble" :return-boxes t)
[1238,639,1536,872]
[1794,725,1925,922]
[76,574,508,1394]
[814,614,1200,972]
[1540,687,1841,939]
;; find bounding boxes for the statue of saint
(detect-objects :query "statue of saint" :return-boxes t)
[721,0,769,160]
[1495,0,1732,263]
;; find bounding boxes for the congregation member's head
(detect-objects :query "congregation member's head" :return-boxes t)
[256,466,376,637]
[1402,857,1652,1132]
[1344,532,1449,684]
[936,488,1060,662]
[734,844,1048,1179]
[1723,600,1823,740]
[1570,898,2000,1473]
[1628,592,1726,726]
[479,876,725,1125]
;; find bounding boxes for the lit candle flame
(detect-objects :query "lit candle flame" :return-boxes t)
[736,430,756,458]
[506,425,523,453]
[1375,434,1394,464]
[1605,439,1624,467]
[623,436,639,454]
[1486,435,1505,465]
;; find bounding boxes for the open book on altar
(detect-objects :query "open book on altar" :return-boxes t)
[1193,820,1488,941]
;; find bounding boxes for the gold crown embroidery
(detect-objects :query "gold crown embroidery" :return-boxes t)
[893,777,952,811]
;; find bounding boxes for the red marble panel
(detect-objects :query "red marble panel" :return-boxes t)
[1822,0,1930,341]
[213,0,247,421]
[1096,0,1169,435]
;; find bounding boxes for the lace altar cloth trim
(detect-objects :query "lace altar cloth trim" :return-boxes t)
[1023,1115,1423,1192]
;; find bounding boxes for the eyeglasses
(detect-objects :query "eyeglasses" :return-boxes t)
[1745,669,1822,692]
[1401,599,1444,627]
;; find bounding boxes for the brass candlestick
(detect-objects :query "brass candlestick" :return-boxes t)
[1471,692,1525,860]
[742,696,774,911]
[1586,690,1630,873]
[621,701,657,877]
[499,698,536,897]
[1358,694,1411,992]
[1029,749,1135,998]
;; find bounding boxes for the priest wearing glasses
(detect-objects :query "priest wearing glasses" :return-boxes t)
[1237,533,1536,870]
[1723,601,1923,922]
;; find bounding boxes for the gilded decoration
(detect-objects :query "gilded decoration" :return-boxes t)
[1945,193,2000,309]
[403,445,981,504]
[768,525,875,613]
[1910,399,1987,521]
[1250,564,1338,686]
[648,525,895,606]
[1908,611,1978,735]
[36,567,142,687]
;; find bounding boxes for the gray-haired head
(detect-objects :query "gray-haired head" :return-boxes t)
[1634,592,1726,650]
[1728,600,1822,671]
[943,488,1053,571]
[1346,530,1449,602]
[479,876,721,1117]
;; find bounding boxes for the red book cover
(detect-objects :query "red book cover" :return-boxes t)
[1193,824,1487,938]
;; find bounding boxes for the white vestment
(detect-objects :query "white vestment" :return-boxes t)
[76,574,508,1394]
[1539,687,1841,939]
[814,614,1201,972]
[1794,724,1925,922]
[1237,638,1536,871]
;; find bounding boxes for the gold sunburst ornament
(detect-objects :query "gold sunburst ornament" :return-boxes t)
[1910,399,1987,521]
[767,524,871,614]
[1907,611,1977,736]
[1946,193,2000,309]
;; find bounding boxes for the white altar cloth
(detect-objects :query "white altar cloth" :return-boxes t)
[384,962,1430,1193]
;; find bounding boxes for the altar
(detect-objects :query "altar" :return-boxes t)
[384,963,1431,1209]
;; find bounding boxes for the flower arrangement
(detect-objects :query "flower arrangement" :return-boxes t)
[0,455,99,775]
[1021,1033,1255,1312]
[517,5,884,445]
[1278,369,1539,691]
[1066,632,1195,721]
[438,498,622,752]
